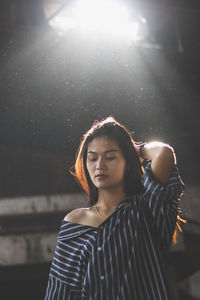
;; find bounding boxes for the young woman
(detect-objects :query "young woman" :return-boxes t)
[45,116,184,300]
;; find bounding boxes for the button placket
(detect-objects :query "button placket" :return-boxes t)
[97,226,104,281]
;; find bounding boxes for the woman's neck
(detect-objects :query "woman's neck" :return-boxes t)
[97,188,127,212]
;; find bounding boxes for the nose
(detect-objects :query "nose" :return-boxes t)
[96,157,106,170]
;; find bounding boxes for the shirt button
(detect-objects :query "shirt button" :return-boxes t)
[100,275,104,280]
[97,247,102,251]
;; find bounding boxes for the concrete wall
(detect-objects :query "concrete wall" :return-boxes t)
[0,193,87,266]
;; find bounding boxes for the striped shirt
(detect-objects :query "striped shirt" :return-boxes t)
[45,162,184,300]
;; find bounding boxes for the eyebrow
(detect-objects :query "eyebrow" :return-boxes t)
[87,149,118,154]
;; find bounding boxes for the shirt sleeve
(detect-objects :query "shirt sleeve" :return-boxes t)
[45,221,92,300]
[141,161,185,248]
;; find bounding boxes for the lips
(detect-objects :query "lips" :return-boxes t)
[95,174,108,178]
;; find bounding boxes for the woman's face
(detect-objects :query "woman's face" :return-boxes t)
[86,136,126,192]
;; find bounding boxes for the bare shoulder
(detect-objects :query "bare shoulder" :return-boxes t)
[64,208,90,223]
[64,206,100,227]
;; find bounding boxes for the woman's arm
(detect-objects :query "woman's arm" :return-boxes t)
[140,142,176,185]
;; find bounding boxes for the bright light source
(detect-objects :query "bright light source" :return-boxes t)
[73,0,130,35]
[43,0,149,41]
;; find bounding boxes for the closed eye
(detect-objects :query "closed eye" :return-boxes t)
[88,157,116,162]
[88,158,97,162]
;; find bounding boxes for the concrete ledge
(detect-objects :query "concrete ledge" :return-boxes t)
[0,193,88,216]
[0,232,57,266]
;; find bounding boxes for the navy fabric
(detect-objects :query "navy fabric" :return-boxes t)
[45,162,184,300]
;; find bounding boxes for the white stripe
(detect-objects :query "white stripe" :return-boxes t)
[125,214,138,298]
[51,267,80,284]
[127,215,146,299]
[107,217,115,298]
[102,222,109,298]
[52,256,79,272]
[143,214,168,299]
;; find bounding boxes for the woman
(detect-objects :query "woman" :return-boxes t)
[45,116,184,300]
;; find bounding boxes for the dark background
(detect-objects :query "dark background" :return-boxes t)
[0,1,200,199]
[0,0,200,299]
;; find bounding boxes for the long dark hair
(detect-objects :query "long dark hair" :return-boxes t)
[71,117,143,206]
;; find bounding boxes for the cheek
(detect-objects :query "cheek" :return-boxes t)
[119,162,126,178]
[118,159,126,170]
[86,162,90,175]
[112,160,126,177]
[86,162,94,176]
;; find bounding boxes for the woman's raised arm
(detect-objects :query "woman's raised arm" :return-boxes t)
[140,142,176,185]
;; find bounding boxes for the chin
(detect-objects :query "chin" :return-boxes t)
[94,182,111,189]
